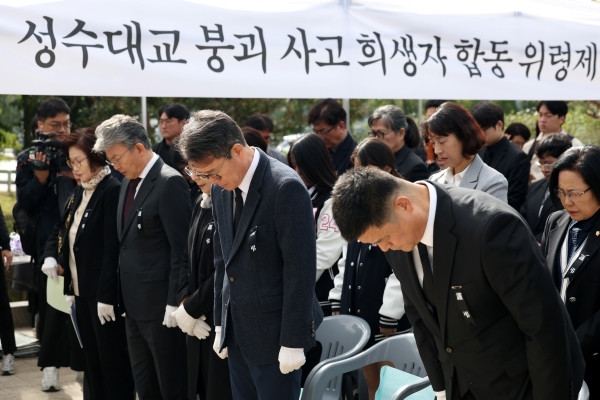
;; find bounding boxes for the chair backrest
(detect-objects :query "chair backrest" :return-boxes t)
[304,333,425,400]
[301,315,370,400]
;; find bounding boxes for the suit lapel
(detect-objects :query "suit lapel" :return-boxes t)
[545,212,570,276]
[121,159,162,238]
[226,152,266,264]
[430,183,458,342]
[73,177,109,246]
[460,155,483,190]
[489,138,508,170]
[218,188,234,263]
[568,217,600,284]
[117,178,128,239]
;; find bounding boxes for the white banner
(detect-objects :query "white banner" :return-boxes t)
[1,0,599,99]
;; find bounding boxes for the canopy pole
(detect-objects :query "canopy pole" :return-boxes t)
[141,96,148,130]
[343,98,350,131]
[418,99,423,122]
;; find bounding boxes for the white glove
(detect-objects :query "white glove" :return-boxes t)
[192,316,211,340]
[162,305,178,328]
[65,295,75,307]
[171,305,196,335]
[98,302,116,325]
[213,331,228,359]
[278,346,306,374]
[42,257,58,283]
[434,391,446,400]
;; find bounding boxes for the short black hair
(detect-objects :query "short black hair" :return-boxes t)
[424,100,448,110]
[159,103,190,121]
[549,145,600,209]
[37,97,70,120]
[505,122,531,142]
[177,110,246,165]
[241,126,268,152]
[536,133,572,159]
[352,137,402,178]
[471,101,504,130]
[308,99,347,127]
[246,113,269,131]
[368,105,420,149]
[331,167,405,242]
[289,134,338,193]
[261,114,274,132]
[537,101,568,119]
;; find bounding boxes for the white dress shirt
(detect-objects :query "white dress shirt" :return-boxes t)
[411,181,437,287]
[135,153,159,198]
[434,162,471,187]
[235,147,259,206]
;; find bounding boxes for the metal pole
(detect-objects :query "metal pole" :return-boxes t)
[343,98,350,131]
[418,99,423,123]
[141,96,148,130]
[7,171,11,194]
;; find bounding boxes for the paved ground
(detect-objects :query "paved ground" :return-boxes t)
[0,329,83,400]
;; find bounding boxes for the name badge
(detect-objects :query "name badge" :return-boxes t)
[451,286,477,327]
[137,208,143,230]
[249,226,258,254]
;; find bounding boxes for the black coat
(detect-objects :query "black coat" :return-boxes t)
[330,133,357,176]
[479,136,530,211]
[385,183,584,400]
[394,145,429,183]
[42,175,121,304]
[520,179,561,242]
[541,210,600,397]
[176,197,232,400]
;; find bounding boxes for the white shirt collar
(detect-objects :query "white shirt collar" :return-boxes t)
[237,147,259,200]
[442,161,471,186]
[139,153,159,180]
[417,181,437,248]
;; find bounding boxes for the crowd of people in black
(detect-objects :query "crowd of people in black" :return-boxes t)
[0,96,598,400]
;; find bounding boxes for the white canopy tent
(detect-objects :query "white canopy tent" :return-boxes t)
[0,0,599,100]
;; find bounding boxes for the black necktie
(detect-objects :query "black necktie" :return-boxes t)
[123,178,141,223]
[418,243,436,311]
[233,188,244,236]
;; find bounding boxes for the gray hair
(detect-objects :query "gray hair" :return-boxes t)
[93,114,151,153]
[177,110,246,166]
[368,105,420,149]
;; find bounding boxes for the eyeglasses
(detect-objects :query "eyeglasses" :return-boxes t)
[535,162,556,170]
[554,187,591,201]
[106,148,130,167]
[43,121,72,131]
[312,126,335,136]
[66,158,87,170]
[370,130,392,139]
[184,157,227,180]
[159,118,176,126]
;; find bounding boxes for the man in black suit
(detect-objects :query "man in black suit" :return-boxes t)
[177,110,323,400]
[153,103,189,168]
[331,167,585,400]
[308,99,357,176]
[520,134,572,242]
[94,115,192,400]
[472,101,530,211]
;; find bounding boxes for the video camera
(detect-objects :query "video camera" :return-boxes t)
[30,133,69,173]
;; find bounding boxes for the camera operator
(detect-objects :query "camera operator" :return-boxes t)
[15,98,80,392]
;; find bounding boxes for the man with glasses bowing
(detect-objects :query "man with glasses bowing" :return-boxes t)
[177,110,323,400]
[94,115,192,400]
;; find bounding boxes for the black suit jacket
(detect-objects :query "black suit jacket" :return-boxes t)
[394,145,429,183]
[520,179,560,242]
[479,137,530,211]
[42,175,121,303]
[541,211,600,371]
[385,183,584,400]
[331,132,357,176]
[117,158,192,320]
[213,149,323,365]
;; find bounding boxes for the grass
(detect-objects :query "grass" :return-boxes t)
[0,191,16,230]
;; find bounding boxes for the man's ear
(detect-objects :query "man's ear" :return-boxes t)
[558,115,566,126]
[497,120,504,132]
[393,195,413,213]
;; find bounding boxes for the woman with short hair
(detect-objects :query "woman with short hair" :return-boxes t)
[42,127,134,399]
[540,145,600,400]
[424,102,508,202]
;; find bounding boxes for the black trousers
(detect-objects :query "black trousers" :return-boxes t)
[226,313,301,400]
[125,317,187,400]
[187,327,232,400]
[75,296,135,400]
[0,267,16,355]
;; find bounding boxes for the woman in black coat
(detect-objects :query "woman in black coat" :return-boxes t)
[173,165,232,400]
[42,128,134,399]
[540,146,600,400]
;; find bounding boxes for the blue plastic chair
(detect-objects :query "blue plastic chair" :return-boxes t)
[304,333,425,400]
[300,315,370,400]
